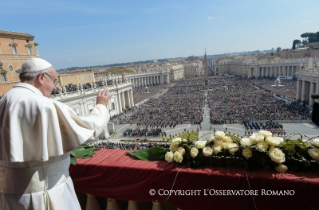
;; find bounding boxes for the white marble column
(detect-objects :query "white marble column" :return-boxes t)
[130,89,134,107]
[117,93,122,113]
[310,82,315,106]
[301,80,306,101]
[126,91,131,108]
[296,79,301,100]
[121,92,126,109]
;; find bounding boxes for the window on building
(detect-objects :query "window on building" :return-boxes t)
[27,47,32,55]
[78,76,81,81]
[12,46,17,54]
[10,38,14,42]
[1,73,7,82]
[112,102,115,110]
[8,65,14,72]
[85,76,87,80]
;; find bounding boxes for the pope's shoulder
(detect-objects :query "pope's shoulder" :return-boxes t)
[1,86,62,109]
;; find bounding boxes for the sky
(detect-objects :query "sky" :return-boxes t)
[1,0,319,69]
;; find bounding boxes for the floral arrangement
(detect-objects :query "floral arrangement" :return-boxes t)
[128,130,319,173]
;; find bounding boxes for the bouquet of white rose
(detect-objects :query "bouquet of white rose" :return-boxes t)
[128,130,319,173]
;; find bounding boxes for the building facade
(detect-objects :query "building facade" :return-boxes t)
[213,57,319,79]
[184,60,203,78]
[0,30,39,95]
[296,58,319,106]
[169,64,184,82]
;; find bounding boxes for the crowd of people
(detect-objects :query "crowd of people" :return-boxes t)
[132,84,168,104]
[51,81,105,95]
[250,77,297,100]
[121,77,206,126]
[208,77,310,124]
[89,142,170,150]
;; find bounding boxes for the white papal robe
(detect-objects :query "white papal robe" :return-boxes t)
[0,83,110,210]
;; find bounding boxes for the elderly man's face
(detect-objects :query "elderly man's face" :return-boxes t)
[41,67,58,97]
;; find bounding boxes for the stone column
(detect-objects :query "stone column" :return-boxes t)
[130,89,135,107]
[80,102,85,116]
[121,92,126,109]
[117,93,122,113]
[296,79,301,100]
[301,80,306,101]
[126,91,131,108]
[270,67,273,77]
[310,82,314,106]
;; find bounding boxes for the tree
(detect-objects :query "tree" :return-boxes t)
[300,32,317,43]
[292,39,301,50]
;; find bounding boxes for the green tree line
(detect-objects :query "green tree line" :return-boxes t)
[292,31,319,49]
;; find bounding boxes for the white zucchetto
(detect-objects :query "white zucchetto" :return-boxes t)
[20,58,52,74]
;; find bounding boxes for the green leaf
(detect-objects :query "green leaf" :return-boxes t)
[70,145,100,159]
[128,149,149,161]
[148,147,167,161]
[70,157,77,165]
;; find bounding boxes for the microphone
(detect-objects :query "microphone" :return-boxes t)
[311,94,319,99]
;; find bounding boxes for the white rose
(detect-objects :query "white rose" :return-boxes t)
[269,147,285,164]
[215,131,225,140]
[275,164,288,173]
[259,130,273,138]
[172,138,182,146]
[228,143,239,155]
[195,141,206,149]
[240,137,253,147]
[165,151,174,162]
[203,146,213,157]
[173,151,183,163]
[214,139,223,145]
[250,133,264,143]
[242,147,253,159]
[190,147,199,158]
[177,147,186,156]
[256,141,269,152]
[213,145,222,155]
[223,136,232,143]
[311,139,319,148]
[169,144,178,152]
[222,142,230,150]
[308,148,319,160]
[266,136,282,146]
[182,139,188,142]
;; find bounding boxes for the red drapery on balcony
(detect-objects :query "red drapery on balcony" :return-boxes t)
[69,149,319,210]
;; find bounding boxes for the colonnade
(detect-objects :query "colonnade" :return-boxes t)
[117,89,134,113]
[248,65,299,78]
[296,78,319,106]
[130,75,168,87]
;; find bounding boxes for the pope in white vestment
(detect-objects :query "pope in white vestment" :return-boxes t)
[0,58,113,210]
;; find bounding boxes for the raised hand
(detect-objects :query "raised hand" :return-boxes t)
[96,88,114,106]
